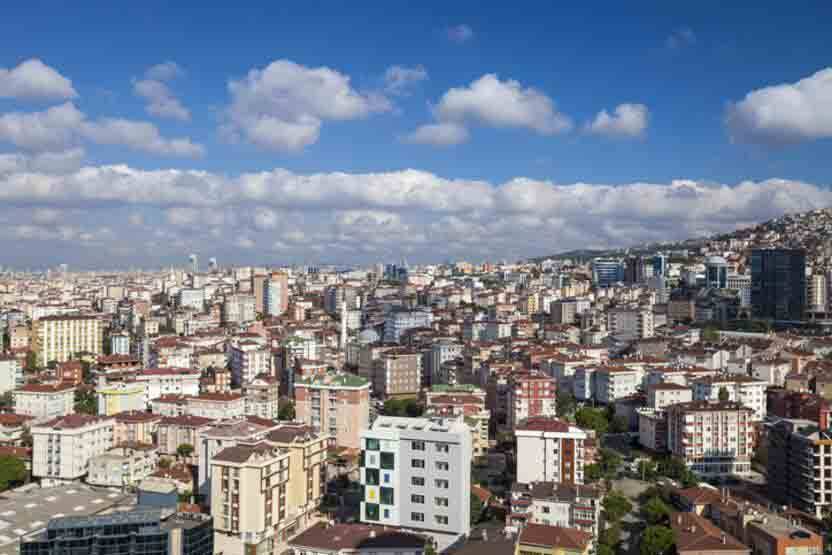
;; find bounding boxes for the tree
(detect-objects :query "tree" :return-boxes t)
[584,463,603,484]
[556,390,577,418]
[609,415,629,434]
[176,443,194,459]
[19,429,32,448]
[638,459,658,482]
[642,496,671,525]
[0,455,27,491]
[278,399,295,420]
[0,391,13,410]
[596,544,615,555]
[602,490,633,523]
[158,458,172,469]
[74,389,97,415]
[640,525,675,555]
[470,493,485,525]
[177,489,192,503]
[599,448,622,479]
[25,350,37,371]
[575,407,608,435]
[599,522,621,547]
[718,386,730,402]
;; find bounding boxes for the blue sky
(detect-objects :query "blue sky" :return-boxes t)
[1,2,831,268]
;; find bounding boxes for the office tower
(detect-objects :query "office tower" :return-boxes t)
[652,253,667,278]
[591,259,624,287]
[705,256,729,288]
[360,416,472,538]
[751,248,806,321]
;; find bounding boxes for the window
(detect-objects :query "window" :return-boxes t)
[542,506,550,514]
[411,476,425,486]
[359,450,365,467]
[365,469,379,485]
[411,494,425,504]
[411,459,425,469]
[365,503,380,521]
[435,515,449,525]
[435,443,449,453]
[380,487,394,505]
[383,473,391,484]
[411,512,425,522]
[435,461,449,471]
[383,508,391,519]
[435,479,449,489]
[435,497,449,507]
[412,440,425,450]
[380,452,395,470]
[366,438,380,451]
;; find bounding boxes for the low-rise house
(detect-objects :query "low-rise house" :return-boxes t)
[671,512,750,555]
[516,523,592,555]
[0,413,33,444]
[507,482,603,539]
[289,522,426,555]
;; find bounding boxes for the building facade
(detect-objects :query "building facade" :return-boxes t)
[515,417,588,485]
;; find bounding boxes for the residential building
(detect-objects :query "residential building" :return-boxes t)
[87,444,158,487]
[289,522,426,555]
[383,309,433,343]
[20,509,214,555]
[424,385,490,458]
[110,332,130,356]
[294,372,371,449]
[751,248,806,321]
[591,259,624,287]
[33,314,103,365]
[243,374,281,420]
[746,512,822,555]
[507,373,557,430]
[372,349,422,398]
[692,375,767,421]
[360,416,472,538]
[636,408,667,452]
[0,413,33,444]
[113,411,161,445]
[670,512,750,555]
[222,294,257,324]
[607,305,654,342]
[13,383,75,419]
[157,415,215,464]
[515,417,588,485]
[31,414,114,485]
[507,482,603,539]
[229,341,271,386]
[97,382,145,416]
[516,523,592,555]
[595,367,640,405]
[57,360,84,385]
[134,367,201,405]
[187,393,245,420]
[0,354,24,394]
[264,272,289,317]
[647,383,692,410]
[176,288,205,310]
[666,400,754,478]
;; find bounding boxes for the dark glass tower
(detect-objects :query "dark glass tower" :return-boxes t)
[750,248,806,321]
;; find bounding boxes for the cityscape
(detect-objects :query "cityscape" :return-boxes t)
[2,3,832,555]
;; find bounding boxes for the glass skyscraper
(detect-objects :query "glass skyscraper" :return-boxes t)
[750,248,806,321]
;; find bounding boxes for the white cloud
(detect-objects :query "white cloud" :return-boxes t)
[0,148,85,174]
[0,102,203,157]
[224,59,391,152]
[666,27,696,49]
[584,103,649,138]
[408,74,572,146]
[384,65,428,95]
[726,67,832,145]
[403,122,469,146]
[0,58,77,100]
[144,61,184,82]
[446,24,474,44]
[133,79,190,121]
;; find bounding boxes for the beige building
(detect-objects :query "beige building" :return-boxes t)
[372,349,421,398]
[9,325,30,350]
[33,314,103,365]
[157,415,215,464]
[13,383,75,419]
[97,381,145,416]
[87,444,158,487]
[243,375,281,420]
[294,373,370,449]
[31,414,114,485]
[113,411,161,445]
[187,392,245,420]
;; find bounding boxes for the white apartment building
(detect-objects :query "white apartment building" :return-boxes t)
[222,294,257,324]
[0,354,24,395]
[515,417,588,485]
[691,375,767,421]
[176,288,205,310]
[87,444,158,487]
[572,366,598,403]
[647,383,693,410]
[13,383,75,419]
[31,414,115,485]
[607,306,654,342]
[230,341,271,386]
[33,314,103,365]
[752,358,792,387]
[360,416,472,539]
[134,367,201,405]
[595,367,641,404]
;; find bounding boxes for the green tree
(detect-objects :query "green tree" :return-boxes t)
[278,399,295,420]
[638,459,658,482]
[74,389,97,415]
[602,490,633,523]
[25,350,37,370]
[470,493,485,525]
[702,326,720,342]
[609,415,629,434]
[0,455,27,491]
[642,496,671,525]
[158,458,172,469]
[176,443,194,459]
[575,407,608,435]
[640,525,675,555]
[599,522,621,546]
[0,391,13,410]
[19,429,32,448]
[599,448,622,479]
[556,390,577,418]
[584,463,603,484]
[718,386,730,402]
[596,544,615,555]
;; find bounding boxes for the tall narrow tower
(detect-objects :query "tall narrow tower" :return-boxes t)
[340,298,348,350]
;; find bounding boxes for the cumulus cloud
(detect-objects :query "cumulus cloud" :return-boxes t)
[584,103,649,138]
[0,58,77,100]
[134,79,190,121]
[726,67,832,145]
[144,61,184,82]
[223,59,391,152]
[666,27,696,49]
[0,102,203,157]
[383,65,428,95]
[408,74,572,146]
[0,156,829,266]
[446,24,474,43]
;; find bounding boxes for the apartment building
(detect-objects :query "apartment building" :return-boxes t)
[372,349,422,398]
[33,314,103,365]
[636,408,668,452]
[507,482,603,539]
[229,341,271,386]
[289,522,426,555]
[157,415,215,464]
[607,305,654,342]
[264,272,289,317]
[0,354,24,395]
[360,416,472,539]
[767,418,832,518]
[57,360,84,385]
[515,417,588,485]
[243,375,281,420]
[134,367,201,405]
[31,414,114,485]
[692,375,767,421]
[13,383,75,419]
[113,411,161,445]
[595,366,641,405]
[647,383,693,410]
[516,523,592,555]
[294,373,370,449]
[97,382,145,416]
[507,372,557,430]
[87,444,158,487]
[424,385,490,458]
[667,400,754,478]
[187,393,245,420]
[222,294,257,324]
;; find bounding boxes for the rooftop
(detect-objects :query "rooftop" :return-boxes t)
[518,523,592,551]
[290,522,426,552]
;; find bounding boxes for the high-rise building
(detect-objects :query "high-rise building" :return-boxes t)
[252,273,268,314]
[652,253,667,278]
[264,272,289,317]
[31,414,114,485]
[222,294,256,324]
[751,248,806,321]
[515,417,588,485]
[33,314,103,365]
[294,373,371,449]
[807,273,828,314]
[359,416,472,538]
[20,509,214,555]
[591,259,624,287]
[705,256,729,289]
[507,373,557,430]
